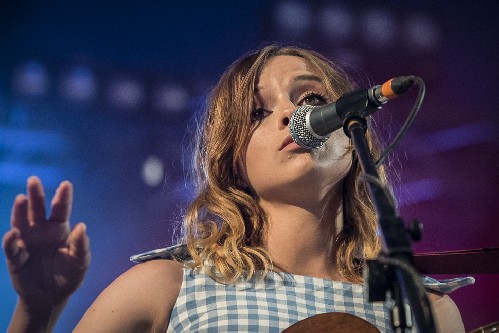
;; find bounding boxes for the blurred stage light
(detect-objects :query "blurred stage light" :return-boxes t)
[274,0,311,36]
[396,178,442,206]
[404,14,440,52]
[0,127,65,154]
[153,84,189,115]
[12,61,50,96]
[319,4,354,42]
[422,121,497,154]
[362,9,395,47]
[142,155,164,187]
[60,66,97,101]
[108,78,144,110]
[0,161,64,187]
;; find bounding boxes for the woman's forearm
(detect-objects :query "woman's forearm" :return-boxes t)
[7,297,69,333]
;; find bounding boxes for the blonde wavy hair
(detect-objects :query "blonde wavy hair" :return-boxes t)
[183,45,386,283]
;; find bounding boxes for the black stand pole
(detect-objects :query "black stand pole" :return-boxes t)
[344,116,436,333]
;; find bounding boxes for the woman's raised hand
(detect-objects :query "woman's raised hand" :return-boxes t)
[2,176,90,311]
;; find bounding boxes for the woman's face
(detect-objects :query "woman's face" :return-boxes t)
[242,55,352,206]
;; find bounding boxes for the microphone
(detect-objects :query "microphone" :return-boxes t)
[289,76,416,149]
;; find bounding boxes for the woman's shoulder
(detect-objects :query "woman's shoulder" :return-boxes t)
[427,291,465,333]
[127,258,185,282]
[114,258,185,311]
[74,259,184,332]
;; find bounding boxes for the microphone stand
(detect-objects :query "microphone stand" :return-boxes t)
[338,88,436,333]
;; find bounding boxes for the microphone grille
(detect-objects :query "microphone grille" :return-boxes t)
[289,105,329,149]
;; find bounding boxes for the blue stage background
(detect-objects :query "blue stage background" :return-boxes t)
[1,1,498,331]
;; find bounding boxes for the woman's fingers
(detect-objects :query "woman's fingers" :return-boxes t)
[2,229,30,272]
[8,177,79,263]
[49,181,73,224]
[69,223,91,269]
[27,176,46,225]
[24,177,73,225]
[11,194,29,232]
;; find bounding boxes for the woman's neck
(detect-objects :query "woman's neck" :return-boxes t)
[260,194,346,281]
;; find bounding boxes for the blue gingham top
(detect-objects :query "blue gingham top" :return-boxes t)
[130,245,474,333]
[168,268,390,332]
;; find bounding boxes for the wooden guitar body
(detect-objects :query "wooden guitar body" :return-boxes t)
[283,313,380,333]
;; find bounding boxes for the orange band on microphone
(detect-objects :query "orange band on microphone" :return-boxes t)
[381,78,398,100]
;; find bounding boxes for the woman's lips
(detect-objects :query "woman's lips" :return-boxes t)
[280,136,304,151]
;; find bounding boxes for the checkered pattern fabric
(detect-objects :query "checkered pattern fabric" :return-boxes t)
[167,268,391,332]
[422,276,475,294]
[131,246,474,332]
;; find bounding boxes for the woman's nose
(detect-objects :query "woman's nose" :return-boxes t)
[278,102,295,129]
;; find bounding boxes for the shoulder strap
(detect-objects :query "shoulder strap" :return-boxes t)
[130,244,192,263]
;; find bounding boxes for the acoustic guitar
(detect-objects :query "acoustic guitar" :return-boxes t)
[283,313,380,332]
[284,312,499,332]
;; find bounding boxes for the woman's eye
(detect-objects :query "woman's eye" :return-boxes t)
[300,93,328,107]
[251,108,271,123]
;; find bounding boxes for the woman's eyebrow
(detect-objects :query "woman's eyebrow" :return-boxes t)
[293,74,322,84]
